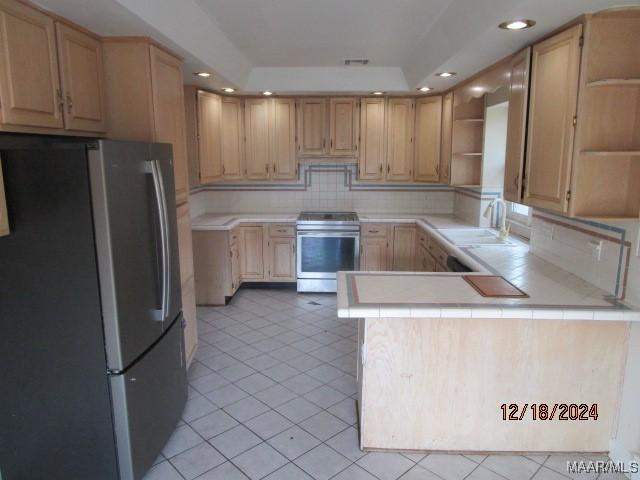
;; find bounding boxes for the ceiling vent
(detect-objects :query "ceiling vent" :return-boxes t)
[344,58,369,66]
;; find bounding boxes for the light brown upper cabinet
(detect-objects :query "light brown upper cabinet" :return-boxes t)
[523,24,582,213]
[270,98,297,180]
[297,98,327,156]
[149,45,189,205]
[414,96,442,182]
[386,98,414,181]
[197,90,222,183]
[244,98,271,180]
[55,23,106,132]
[104,39,189,205]
[439,92,453,185]
[503,47,531,203]
[0,0,62,129]
[358,98,386,180]
[220,97,244,180]
[329,97,359,156]
[0,0,105,134]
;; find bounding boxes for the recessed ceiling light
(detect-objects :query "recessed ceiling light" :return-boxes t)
[372,91,384,95]
[222,87,236,93]
[436,72,456,78]
[194,72,212,78]
[499,19,536,30]
[262,91,273,96]
[417,86,432,92]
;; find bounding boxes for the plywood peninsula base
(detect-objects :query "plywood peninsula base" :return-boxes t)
[357,317,629,453]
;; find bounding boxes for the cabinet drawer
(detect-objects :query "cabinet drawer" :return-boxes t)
[362,223,389,237]
[269,224,295,237]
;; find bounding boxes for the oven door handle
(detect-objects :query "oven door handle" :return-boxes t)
[296,231,360,238]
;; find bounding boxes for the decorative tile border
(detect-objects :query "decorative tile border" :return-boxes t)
[189,162,454,193]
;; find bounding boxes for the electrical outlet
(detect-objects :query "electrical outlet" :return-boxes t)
[589,239,603,261]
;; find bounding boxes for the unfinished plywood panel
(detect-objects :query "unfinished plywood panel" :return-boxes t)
[360,317,629,452]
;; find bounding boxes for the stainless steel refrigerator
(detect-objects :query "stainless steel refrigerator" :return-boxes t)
[0,136,187,480]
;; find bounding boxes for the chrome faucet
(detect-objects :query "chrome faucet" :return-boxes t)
[483,198,510,241]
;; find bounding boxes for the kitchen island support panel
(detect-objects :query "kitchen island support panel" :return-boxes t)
[358,316,629,453]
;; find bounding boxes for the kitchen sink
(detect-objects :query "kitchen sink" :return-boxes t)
[439,228,516,247]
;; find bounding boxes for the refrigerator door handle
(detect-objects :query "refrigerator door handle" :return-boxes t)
[150,160,169,321]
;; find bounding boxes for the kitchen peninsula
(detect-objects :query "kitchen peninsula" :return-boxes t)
[336,216,639,454]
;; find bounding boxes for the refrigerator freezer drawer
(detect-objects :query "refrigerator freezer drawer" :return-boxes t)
[110,315,187,480]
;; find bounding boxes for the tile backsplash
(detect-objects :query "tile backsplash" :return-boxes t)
[190,163,454,217]
[529,210,640,307]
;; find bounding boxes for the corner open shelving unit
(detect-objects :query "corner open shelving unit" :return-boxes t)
[450,94,485,186]
[570,9,640,219]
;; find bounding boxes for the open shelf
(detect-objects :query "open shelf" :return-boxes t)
[587,79,640,88]
[455,118,484,123]
[451,93,485,188]
[457,152,483,156]
[572,153,640,218]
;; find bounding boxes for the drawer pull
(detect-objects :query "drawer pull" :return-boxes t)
[277,229,287,233]
[368,229,379,233]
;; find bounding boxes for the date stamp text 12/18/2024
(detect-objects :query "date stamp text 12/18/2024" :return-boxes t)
[500,403,598,421]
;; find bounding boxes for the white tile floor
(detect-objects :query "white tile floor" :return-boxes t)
[145,287,624,480]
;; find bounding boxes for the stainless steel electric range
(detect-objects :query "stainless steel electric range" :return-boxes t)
[296,212,360,292]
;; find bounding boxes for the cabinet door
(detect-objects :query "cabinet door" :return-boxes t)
[386,98,414,181]
[297,98,327,155]
[268,236,296,281]
[271,98,297,180]
[440,91,453,184]
[221,97,244,180]
[392,225,416,271]
[0,0,63,129]
[358,98,386,180]
[329,97,358,156]
[504,47,531,203]
[244,98,270,180]
[240,226,264,280]
[414,96,442,182]
[55,23,106,132]
[197,90,222,183]
[361,236,389,271]
[524,25,582,213]
[149,45,189,205]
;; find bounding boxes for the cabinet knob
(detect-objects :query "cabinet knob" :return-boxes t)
[66,94,73,114]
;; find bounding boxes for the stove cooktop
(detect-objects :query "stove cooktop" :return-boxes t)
[297,212,359,223]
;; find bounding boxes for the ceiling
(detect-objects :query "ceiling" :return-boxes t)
[36,0,639,94]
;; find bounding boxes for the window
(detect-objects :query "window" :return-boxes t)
[507,202,531,224]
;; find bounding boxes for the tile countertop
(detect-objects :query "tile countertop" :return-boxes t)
[190,213,639,321]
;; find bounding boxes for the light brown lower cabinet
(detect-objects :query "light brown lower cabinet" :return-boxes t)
[392,225,416,271]
[361,236,390,271]
[268,237,296,281]
[230,240,241,293]
[239,225,265,280]
[176,202,197,366]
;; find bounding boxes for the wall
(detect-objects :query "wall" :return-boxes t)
[190,162,455,216]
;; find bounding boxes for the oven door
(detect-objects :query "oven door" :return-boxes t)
[296,230,360,279]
